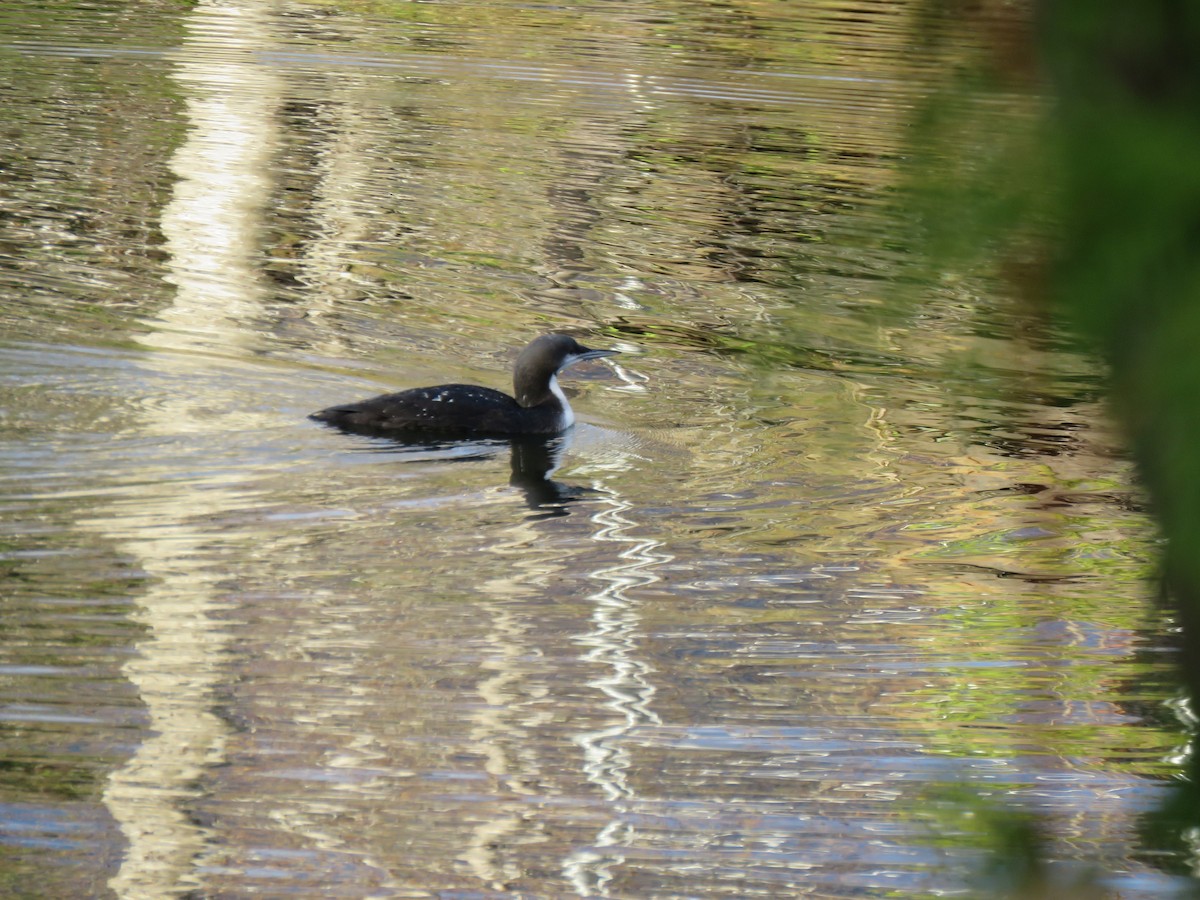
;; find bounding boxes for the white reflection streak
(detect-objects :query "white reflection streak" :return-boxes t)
[564,487,670,897]
[465,515,551,891]
[101,4,280,897]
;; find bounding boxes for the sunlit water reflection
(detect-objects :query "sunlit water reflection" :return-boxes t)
[0,0,1187,896]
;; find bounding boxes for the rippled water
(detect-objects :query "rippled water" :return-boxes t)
[0,0,1187,897]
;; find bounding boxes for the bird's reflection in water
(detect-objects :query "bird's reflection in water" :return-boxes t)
[508,433,600,517]
[350,428,598,518]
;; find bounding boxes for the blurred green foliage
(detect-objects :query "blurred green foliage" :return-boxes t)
[912,0,1200,693]
[910,0,1200,885]
[1041,5,1200,702]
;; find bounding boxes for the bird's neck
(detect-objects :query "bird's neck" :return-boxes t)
[515,371,573,429]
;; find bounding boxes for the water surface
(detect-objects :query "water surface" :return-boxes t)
[0,0,1185,896]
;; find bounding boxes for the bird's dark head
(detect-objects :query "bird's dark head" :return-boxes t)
[513,333,618,407]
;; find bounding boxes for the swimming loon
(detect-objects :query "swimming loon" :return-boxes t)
[310,333,618,436]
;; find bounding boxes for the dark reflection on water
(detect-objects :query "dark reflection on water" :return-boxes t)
[507,435,605,514]
[0,0,1187,896]
[318,428,600,514]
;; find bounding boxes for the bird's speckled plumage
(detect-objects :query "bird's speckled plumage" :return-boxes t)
[310,334,617,436]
